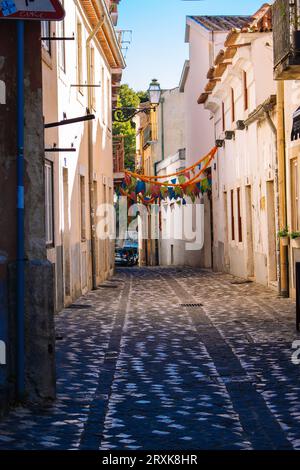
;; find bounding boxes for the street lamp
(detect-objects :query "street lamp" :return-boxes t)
[113,79,162,122]
[148,79,161,106]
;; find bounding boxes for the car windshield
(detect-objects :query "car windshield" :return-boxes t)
[124,243,138,249]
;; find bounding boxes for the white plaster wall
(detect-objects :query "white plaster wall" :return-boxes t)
[182,20,228,269]
[157,154,186,266]
[43,0,115,308]
[184,21,216,168]
[208,32,278,286]
[152,87,186,164]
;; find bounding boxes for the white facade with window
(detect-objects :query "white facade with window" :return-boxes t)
[42,0,125,310]
[282,80,300,297]
[204,26,278,288]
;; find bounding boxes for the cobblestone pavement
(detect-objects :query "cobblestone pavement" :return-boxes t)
[0,267,300,450]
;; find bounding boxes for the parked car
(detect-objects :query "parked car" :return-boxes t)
[123,242,139,265]
[115,247,137,266]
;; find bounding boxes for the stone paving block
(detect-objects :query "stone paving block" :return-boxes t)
[0,267,299,450]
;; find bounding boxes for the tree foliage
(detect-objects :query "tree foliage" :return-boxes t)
[113,84,146,171]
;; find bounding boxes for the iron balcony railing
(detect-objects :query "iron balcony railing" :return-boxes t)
[113,136,125,173]
[273,0,300,73]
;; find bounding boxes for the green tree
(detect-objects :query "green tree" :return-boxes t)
[137,90,148,104]
[113,84,146,171]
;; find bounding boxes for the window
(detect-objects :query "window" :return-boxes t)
[291,158,299,231]
[80,176,86,241]
[41,21,51,54]
[77,22,83,94]
[107,77,111,125]
[222,101,225,132]
[237,187,243,242]
[231,189,235,241]
[231,88,235,123]
[90,47,96,110]
[103,183,107,204]
[45,161,54,246]
[243,71,248,111]
[58,0,66,71]
[101,66,105,121]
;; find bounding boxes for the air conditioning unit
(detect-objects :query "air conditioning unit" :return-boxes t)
[236,120,246,130]
[225,130,235,140]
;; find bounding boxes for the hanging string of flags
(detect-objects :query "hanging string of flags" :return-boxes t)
[118,146,217,205]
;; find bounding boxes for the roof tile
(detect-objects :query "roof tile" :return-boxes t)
[190,16,253,32]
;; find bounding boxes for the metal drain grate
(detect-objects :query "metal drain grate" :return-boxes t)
[97,284,119,289]
[67,304,91,310]
[230,280,253,285]
[179,303,203,308]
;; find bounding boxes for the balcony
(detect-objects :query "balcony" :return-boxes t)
[143,123,158,148]
[110,2,119,26]
[273,0,300,79]
[143,124,152,148]
[113,135,125,184]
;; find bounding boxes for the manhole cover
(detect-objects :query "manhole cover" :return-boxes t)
[179,303,203,308]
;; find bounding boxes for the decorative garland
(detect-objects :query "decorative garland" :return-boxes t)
[118,146,217,205]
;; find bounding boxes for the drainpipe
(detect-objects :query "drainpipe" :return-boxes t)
[154,97,165,265]
[264,107,281,295]
[86,16,105,290]
[16,20,25,400]
[277,81,289,297]
[160,97,165,163]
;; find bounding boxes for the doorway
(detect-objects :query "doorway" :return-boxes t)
[245,186,254,278]
[266,181,277,282]
[223,192,230,271]
[63,168,71,300]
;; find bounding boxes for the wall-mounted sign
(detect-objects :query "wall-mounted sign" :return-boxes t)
[292,106,300,141]
[0,0,65,21]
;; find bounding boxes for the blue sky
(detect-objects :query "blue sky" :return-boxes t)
[117,0,267,91]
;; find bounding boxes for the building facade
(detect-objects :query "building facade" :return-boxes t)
[0,22,56,412]
[155,88,187,266]
[42,0,125,311]
[134,102,159,266]
[134,88,186,266]
[0,0,125,414]
[200,5,277,287]
[273,0,300,298]
[180,14,253,269]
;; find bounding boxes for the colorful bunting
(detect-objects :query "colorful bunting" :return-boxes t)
[119,146,217,205]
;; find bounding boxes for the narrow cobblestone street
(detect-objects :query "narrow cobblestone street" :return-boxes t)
[0,267,300,450]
